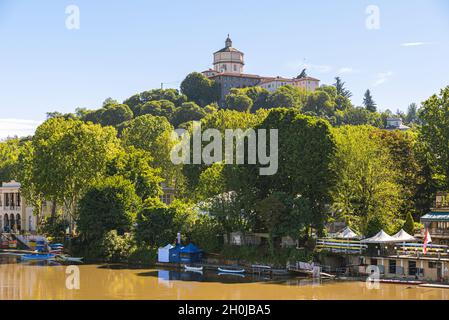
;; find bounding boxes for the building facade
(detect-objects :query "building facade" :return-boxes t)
[419,192,449,245]
[0,181,52,233]
[202,35,320,107]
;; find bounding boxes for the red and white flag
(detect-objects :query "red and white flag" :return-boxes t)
[423,228,432,254]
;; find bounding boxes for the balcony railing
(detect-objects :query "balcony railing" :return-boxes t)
[418,229,449,237]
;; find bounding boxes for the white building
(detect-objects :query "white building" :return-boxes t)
[386,117,410,131]
[0,181,50,233]
[258,77,294,92]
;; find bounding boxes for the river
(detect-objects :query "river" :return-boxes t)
[1,255,448,300]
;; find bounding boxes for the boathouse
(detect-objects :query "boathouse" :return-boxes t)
[179,243,202,263]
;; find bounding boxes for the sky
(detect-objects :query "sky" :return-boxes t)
[0,0,448,138]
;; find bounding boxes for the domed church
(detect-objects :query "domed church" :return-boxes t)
[213,35,244,74]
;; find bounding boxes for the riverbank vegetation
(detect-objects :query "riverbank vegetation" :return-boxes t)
[1,71,448,266]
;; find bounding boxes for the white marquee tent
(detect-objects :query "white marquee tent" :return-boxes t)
[335,226,360,239]
[158,244,174,263]
[392,229,416,242]
[361,230,400,243]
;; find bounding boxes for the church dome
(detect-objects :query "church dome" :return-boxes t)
[213,35,244,73]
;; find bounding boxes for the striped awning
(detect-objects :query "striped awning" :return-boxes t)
[421,212,449,222]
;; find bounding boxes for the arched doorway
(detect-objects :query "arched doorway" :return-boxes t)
[9,214,15,232]
[4,214,9,232]
[16,214,21,232]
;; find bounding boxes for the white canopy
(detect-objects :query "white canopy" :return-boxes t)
[335,226,360,239]
[158,244,174,263]
[361,230,399,243]
[392,229,416,242]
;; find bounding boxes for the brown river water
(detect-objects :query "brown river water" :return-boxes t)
[1,255,448,300]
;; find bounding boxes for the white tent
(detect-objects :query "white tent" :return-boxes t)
[392,229,416,242]
[335,226,360,239]
[158,244,174,263]
[361,230,399,243]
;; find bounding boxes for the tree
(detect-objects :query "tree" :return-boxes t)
[84,103,133,127]
[405,103,419,125]
[0,138,20,182]
[331,125,403,234]
[180,72,220,107]
[363,89,377,112]
[225,93,253,112]
[403,212,415,235]
[135,100,176,120]
[236,109,336,234]
[135,200,196,247]
[30,118,120,230]
[107,146,163,200]
[268,85,308,109]
[303,90,336,117]
[296,68,307,79]
[121,114,177,183]
[171,102,207,127]
[333,77,352,98]
[419,86,449,188]
[77,176,141,241]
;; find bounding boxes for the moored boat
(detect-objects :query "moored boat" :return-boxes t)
[217,267,245,273]
[21,253,55,261]
[55,255,83,263]
[184,265,203,272]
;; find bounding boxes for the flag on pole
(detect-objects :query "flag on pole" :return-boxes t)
[423,228,432,254]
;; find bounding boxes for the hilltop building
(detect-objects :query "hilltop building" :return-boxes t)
[386,117,410,131]
[202,36,320,106]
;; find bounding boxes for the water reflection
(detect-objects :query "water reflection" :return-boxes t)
[0,255,448,300]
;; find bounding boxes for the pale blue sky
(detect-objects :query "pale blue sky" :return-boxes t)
[1,0,448,137]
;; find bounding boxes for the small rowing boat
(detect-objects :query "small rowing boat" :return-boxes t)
[55,255,83,263]
[217,267,245,274]
[21,253,55,261]
[184,265,203,272]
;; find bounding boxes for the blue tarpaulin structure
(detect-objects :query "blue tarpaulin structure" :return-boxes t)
[169,244,182,263]
[179,243,203,263]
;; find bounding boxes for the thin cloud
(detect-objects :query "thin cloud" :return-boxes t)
[0,118,42,139]
[337,67,359,75]
[373,71,393,87]
[400,42,435,47]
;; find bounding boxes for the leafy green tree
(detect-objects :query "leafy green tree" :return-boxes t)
[363,89,377,112]
[171,102,207,127]
[189,215,222,252]
[237,109,336,234]
[418,87,449,188]
[225,93,253,112]
[77,176,141,241]
[30,118,120,230]
[303,90,336,117]
[331,125,403,234]
[135,200,196,247]
[121,114,178,183]
[135,100,176,119]
[84,103,133,127]
[229,87,270,111]
[268,85,307,109]
[107,146,163,200]
[0,138,20,182]
[180,72,220,107]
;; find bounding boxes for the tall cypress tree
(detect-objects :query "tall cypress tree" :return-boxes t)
[363,89,377,112]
